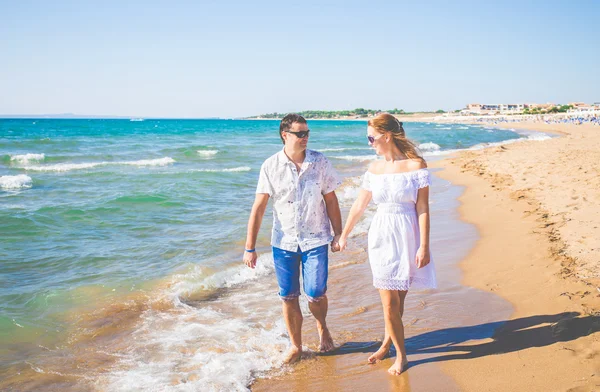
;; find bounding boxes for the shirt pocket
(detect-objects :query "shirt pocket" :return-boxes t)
[301,175,322,199]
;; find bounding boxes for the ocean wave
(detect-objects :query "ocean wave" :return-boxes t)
[197,150,219,157]
[336,176,363,205]
[21,157,175,172]
[169,253,275,297]
[190,166,251,173]
[331,155,378,162]
[0,174,33,190]
[10,153,45,164]
[97,254,287,391]
[467,132,553,151]
[318,147,370,152]
[418,142,441,151]
[526,134,552,141]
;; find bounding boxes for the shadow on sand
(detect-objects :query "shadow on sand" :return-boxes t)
[329,312,600,367]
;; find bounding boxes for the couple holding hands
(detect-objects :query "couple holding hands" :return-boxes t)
[243,113,436,375]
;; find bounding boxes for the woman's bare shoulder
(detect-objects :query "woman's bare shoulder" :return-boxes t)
[367,161,384,173]
[406,158,427,171]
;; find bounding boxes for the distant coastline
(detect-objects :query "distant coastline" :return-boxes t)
[246,112,444,122]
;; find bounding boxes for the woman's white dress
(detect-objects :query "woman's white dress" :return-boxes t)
[362,168,437,291]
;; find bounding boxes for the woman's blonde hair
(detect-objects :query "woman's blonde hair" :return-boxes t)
[368,113,422,160]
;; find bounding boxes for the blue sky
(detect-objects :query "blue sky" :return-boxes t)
[1,0,598,117]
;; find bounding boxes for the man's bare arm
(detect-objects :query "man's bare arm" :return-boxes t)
[243,193,270,268]
[323,191,342,251]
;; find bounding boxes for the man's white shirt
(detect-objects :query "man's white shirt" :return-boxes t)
[256,148,341,252]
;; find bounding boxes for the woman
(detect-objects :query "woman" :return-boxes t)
[338,113,436,375]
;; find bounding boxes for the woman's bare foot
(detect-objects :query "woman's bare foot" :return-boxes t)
[367,340,391,364]
[318,326,335,352]
[283,346,302,364]
[387,357,409,375]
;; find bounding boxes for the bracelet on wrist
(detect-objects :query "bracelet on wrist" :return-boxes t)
[245,248,256,253]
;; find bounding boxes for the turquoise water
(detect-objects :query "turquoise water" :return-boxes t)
[0,118,532,389]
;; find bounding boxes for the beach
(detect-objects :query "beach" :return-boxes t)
[254,120,600,391]
[2,119,599,391]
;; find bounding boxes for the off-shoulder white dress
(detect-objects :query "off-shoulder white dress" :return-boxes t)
[362,168,437,291]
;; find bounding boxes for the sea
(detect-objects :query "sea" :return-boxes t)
[0,119,552,391]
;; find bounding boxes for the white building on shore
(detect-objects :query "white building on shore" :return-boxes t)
[465,103,526,114]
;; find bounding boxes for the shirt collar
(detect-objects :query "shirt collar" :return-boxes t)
[277,148,315,165]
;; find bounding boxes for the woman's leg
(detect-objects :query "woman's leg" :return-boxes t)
[368,290,407,363]
[379,289,409,375]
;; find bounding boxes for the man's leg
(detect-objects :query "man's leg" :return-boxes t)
[302,244,335,352]
[282,297,303,363]
[273,247,303,363]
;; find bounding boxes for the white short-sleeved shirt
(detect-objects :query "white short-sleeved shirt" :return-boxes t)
[256,148,342,252]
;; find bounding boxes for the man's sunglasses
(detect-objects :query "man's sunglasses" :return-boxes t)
[367,134,384,144]
[285,130,310,138]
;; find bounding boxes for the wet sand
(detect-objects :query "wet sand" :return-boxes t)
[254,122,600,391]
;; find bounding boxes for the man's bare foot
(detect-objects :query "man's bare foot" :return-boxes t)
[318,327,335,352]
[283,346,302,364]
[387,357,409,376]
[367,343,391,364]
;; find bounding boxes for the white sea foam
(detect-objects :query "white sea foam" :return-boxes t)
[197,150,219,157]
[423,149,455,157]
[467,132,553,151]
[120,157,175,166]
[331,155,378,162]
[526,133,552,141]
[168,253,275,297]
[10,153,45,164]
[336,176,363,206]
[421,132,553,158]
[21,157,175,172]
[99,253,289,392]
[0,174,33,190]
[191,166,251,173]
[418,142,441,151]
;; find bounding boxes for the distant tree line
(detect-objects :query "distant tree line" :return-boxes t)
[253,108,416,119]
[522,105,573,115]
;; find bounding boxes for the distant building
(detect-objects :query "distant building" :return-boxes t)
[569,102,587,108]
[465,103,524,114]
[463,101,596,116]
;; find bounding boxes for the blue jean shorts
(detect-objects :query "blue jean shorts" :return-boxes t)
[272,244,329,302]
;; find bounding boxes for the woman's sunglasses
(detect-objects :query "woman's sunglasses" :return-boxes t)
[286,130,310,138]
[367,134,384,144]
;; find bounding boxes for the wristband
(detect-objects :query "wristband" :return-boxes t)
[245,249,256,253]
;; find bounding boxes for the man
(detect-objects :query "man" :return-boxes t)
[243,113,342,364]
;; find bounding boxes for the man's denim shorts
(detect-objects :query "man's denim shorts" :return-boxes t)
[272,244,328,302]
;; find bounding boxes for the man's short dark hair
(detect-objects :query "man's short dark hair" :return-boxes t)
[279,114,307,144]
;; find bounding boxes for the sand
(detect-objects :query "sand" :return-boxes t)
[253,120,600,391]
[431,120,600,391]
